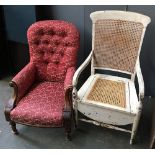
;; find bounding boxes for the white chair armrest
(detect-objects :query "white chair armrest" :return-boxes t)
[73,51,93,87]
[136,61,144,100]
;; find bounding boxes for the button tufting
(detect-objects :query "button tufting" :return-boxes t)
[65,42,69,46]
[44,59,49,64]
[38,50,44,54]
[48,30,55,35]
[27,20,80,83]
[50,49,54,54]
[54,60,59,64]
[42,40,49,44]
[34,40,40,45]
[55,41,60,46]
[61,51,64,56]
[36,29,44,36]
[58,31,67,37]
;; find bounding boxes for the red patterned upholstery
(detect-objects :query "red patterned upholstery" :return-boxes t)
[28,20,79,82]
[12,63,36,102]
[64,67,76,90]
[10,20,80,127]
[11,82,64,127]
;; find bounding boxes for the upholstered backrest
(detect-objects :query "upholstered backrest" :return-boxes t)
[27,20,80,82]
[90,11,151,74]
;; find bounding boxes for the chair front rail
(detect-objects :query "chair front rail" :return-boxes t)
[79,118,132,133]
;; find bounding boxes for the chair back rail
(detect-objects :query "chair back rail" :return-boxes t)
[90,11,151,81]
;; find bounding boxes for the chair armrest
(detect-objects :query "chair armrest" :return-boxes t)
[72,51,92,87]
[11,62,36,102]
[4,98,16,121]
[64,67,75,111]
[64,86,73,111]
[64,67,76,90]
[63,87,73,132]
[136,61,144,100]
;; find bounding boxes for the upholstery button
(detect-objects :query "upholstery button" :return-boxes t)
[36,29,44,36]
[59,31,67,37]
[42,40,49,44]
[44,60,49,64]
[50,49,54,54]
[61,52,64,56]
[54,60,59,64]
[34,40,40,45]
[55,41,60,46]
[65,42,69,46]
[38,50,44,54]
[48,30,55,35]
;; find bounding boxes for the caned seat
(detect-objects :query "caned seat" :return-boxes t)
[78,74,139,115]
[85,78,126,108]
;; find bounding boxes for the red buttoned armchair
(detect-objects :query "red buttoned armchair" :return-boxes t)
[4,20,80,139]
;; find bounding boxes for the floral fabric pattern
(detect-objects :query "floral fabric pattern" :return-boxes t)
[11,82,65,127]
[64,67,76,90]
[12,63,36,102]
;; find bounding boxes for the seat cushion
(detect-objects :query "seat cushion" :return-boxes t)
[10,82,65,127]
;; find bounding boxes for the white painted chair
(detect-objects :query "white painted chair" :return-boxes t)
[72,11,151,144]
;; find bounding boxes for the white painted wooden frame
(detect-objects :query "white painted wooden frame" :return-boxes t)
[72,11,151,145]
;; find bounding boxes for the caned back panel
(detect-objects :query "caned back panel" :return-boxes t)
[93,19,144,73]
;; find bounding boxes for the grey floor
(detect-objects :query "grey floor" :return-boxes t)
[0,77,153,149]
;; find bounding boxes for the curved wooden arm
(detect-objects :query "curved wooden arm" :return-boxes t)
[136,61,144,100]
[72,51,93,87]
[4,81,18,121]
[63,86,73,139]
[64,86,73,111]
[9,81,18,105]
[64,67,75,90]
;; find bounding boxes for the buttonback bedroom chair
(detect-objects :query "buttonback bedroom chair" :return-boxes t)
[72,11,151,144]
[4,20,80,139]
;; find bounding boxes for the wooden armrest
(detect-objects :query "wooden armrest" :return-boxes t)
[4,81,18,121]
[64,86,73,111]
[136,60,144,100]
[63,86,73,134]
[4,99,14,121]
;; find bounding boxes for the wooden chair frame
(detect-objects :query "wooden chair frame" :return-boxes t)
[72,11,151,144]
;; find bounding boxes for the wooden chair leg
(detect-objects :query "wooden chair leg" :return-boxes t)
[72,110,77,129]
[65,120,72,141]
[63,110,72,141]
[130,108,142,145]
[66,131,71,141]
[10,121,18,134]
[74,103,78,127]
